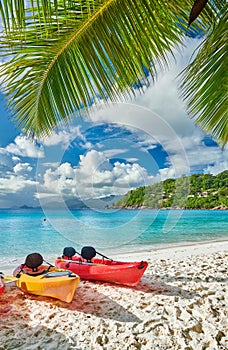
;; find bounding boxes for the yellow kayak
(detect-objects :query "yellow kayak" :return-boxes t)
[15,266,80,303]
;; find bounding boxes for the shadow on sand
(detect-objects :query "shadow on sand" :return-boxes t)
[0,285,81,350]
[27,281,141,323]
[132,273,200,299]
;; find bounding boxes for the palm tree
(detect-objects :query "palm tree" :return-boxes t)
[0,0,227,145]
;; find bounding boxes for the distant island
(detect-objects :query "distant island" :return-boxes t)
[113,170,228,210]
[5,195,122,211]
[4,171,227,211]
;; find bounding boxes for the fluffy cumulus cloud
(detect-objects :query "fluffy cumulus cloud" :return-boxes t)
[37,149,154,202]
[203,145,228,175]
[0,143,38,206]
[0,172,37,208]
[42,126,91,149]
[152,167,177,184]
[0,175,37,194]
[6,135,44,158]
[0,155,38,207]
[13,162,32,174]
[0,172,39,208]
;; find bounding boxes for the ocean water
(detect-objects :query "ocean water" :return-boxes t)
[0,208,227,272]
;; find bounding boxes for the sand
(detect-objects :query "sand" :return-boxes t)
[0,240,227,350]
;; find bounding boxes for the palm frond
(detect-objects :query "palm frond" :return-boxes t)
[0,0,222,138]
[180,5,228,147]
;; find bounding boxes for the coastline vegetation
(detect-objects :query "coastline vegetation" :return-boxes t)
[113,170,228,210]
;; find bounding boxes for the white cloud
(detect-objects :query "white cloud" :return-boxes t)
[0,174,37,194]
[6,135,44,158]
[91,103,190,175]
[41,161,61,168]
[12,156,21,162]
[175,137,228,173]
[37,149,154,201]
[154,167,177,182]
[0,147,37,205]
[90,38,202,138]
[113,162,151,187]
[42,126,93,151]
[13,162,32,174]
[204,161,228,175]
[203,145,228,175]
[0,148,14,169]
[42,127,81,147]
[126,157,139,163]
[88,37,228,179]
[103,148,129,159]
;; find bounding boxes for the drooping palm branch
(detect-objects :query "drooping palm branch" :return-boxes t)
[0,0,225,144]
[180,2,228,147]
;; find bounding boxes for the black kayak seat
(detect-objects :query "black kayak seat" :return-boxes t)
[81,246,113,262]
[62,247,76,259]
[81,246,96,262]
[62,246,112,262]
[25,253,43,271]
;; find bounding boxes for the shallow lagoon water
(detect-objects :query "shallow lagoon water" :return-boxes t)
[0,208,227,272]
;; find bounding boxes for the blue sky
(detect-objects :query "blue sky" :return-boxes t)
[0,38,227,208]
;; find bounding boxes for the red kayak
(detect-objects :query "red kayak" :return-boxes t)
[55,246,148,287]
[0,277,5,295]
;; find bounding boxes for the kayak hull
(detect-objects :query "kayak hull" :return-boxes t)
[55,257,148,287]
[0,278,5,295]
[14,266,80,303]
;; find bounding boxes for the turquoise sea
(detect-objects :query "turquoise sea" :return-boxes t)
[0,208,227,273]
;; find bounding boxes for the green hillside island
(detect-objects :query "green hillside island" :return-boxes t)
[113,171,228,210]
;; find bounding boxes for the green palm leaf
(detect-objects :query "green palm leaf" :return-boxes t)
[180,4,228,146]
[0,0,223,139]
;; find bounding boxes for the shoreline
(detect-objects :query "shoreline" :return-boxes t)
[1,207,228,210]
[1,238,228,275]
[112,206,228,210]
[109,238,228,261]
[1,240,227,349]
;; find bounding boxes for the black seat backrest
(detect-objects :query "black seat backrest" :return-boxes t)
[63,247,76,259]
[25,253,43,271]
[81,246,96,262]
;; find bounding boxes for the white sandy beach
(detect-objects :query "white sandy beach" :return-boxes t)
[0,240,227,350]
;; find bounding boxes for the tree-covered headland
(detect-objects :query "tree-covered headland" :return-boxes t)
[113,171,228,210]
